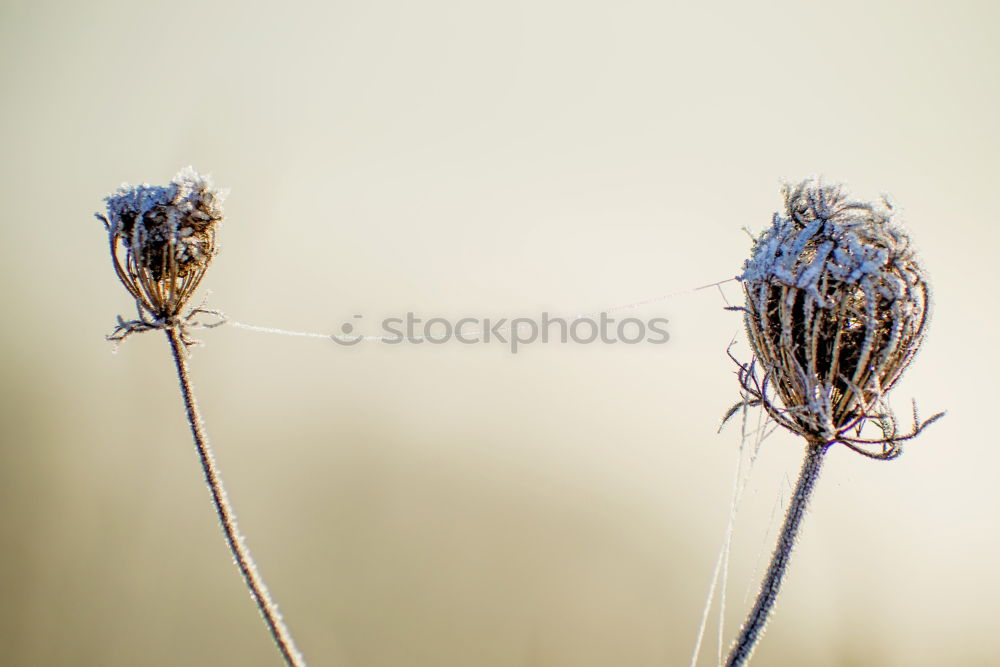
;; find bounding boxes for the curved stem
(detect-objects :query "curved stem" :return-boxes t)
[166,326,307,667]
[725,440,828,667]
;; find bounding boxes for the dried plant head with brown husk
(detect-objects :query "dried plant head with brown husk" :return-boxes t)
[728,179,942,457]
[720,179,943,667]
[96,166,226,344]
[94,169,307,667]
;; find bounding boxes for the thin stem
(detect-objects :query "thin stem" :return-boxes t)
[166,326,307,667]
[725,440,828,667]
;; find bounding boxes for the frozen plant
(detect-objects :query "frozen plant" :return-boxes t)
[101,166,225,341]
[96,168,307,667]
[722,179,943,666]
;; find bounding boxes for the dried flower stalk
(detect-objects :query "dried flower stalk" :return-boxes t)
[723,180,943,666]
[97,168,307,667]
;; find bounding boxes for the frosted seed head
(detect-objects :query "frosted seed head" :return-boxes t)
[99,167,226,322]
[736,179,930,448]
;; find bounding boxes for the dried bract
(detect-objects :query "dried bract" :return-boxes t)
[733,180,938,456]
[97,167,226,339]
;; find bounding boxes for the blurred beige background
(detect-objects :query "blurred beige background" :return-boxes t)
[1,0,997,665]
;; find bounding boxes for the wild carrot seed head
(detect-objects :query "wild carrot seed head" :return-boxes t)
[738,179,929,446]
[98,167,226,322]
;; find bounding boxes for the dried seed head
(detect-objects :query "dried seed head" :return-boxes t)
[737,179,931,450]
[98,167,226,323]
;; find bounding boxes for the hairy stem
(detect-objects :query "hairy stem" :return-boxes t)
[166,326,307,667]
[725,440,828,667]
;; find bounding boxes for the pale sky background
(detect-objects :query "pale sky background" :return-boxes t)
[1,1,998,666]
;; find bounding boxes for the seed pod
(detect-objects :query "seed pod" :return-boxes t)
[738,180,930,450]
[98,167,226,322]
